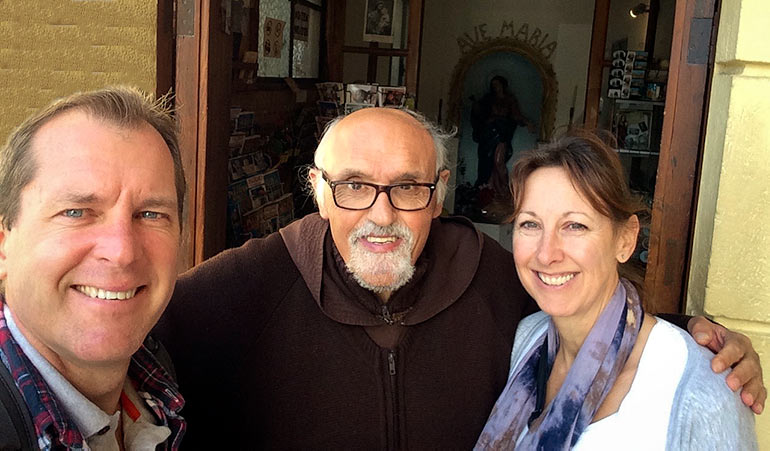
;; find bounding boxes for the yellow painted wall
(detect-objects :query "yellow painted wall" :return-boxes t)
[688,0,770,447]
[0,0,158,144]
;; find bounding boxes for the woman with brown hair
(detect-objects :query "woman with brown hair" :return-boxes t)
[475,131,756,449]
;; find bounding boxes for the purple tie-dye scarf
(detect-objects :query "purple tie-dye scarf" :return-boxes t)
[475,279,643,450]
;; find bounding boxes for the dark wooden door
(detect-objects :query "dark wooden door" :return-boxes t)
[583,0,720,313]
[171,0,232,269]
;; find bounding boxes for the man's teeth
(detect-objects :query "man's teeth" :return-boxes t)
[75,285,138,300]
[538,273,575,286]
[365,236,398,244]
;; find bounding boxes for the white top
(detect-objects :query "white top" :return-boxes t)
[574,320,684,450]
[509,312,757,450]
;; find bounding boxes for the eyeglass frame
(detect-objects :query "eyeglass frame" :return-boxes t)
[319,169,440,211]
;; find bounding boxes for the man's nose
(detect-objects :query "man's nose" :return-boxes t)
[93,216,140,266]
[366,191,397,226]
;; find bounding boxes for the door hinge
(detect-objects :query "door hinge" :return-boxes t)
[177,0,195,37]
[687,18,712,65]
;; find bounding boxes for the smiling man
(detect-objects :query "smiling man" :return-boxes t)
[156,108,764,449]
[0,88,186,449]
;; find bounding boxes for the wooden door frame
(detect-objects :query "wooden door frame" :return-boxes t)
[583,0,719,313]
[168,0,232,270]
[171,0,204,270]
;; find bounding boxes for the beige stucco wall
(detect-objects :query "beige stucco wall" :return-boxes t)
[688,0,770,447]
[0,0,158,144]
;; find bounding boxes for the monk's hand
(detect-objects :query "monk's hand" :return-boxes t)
[688,316,766,414]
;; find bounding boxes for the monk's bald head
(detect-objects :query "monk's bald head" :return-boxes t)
[311,108,451,206]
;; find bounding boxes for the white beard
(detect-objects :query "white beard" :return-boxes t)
[346,221,416,293]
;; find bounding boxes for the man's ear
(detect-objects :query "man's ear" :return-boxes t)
[616,214,640,263]
[0,220,8,281]
[432,169,451,218]
[308,169,329,219]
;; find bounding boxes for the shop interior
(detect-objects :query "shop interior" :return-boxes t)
[168,0,718,313]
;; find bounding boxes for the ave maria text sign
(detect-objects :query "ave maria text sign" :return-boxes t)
[457,22,557,59]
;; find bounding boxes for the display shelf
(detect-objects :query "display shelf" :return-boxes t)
[616,148,660,156]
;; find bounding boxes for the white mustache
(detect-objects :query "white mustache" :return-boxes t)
[349,221,412,244]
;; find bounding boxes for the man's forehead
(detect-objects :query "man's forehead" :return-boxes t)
[34,110,144,143]
[323,110,434,163]
[26,111,174,190]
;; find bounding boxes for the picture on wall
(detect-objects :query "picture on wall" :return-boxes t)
[263,17,285,58]
[346,84,379,105]
[363,0,395,43]
[316,82,345,105]
[613,108,652,151]
[378,86,406,107]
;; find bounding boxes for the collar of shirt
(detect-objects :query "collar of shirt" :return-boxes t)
[0,300,186,449]
[4,304,116,439]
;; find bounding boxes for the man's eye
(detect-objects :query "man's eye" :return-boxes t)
[349,183,364,191]
[394,184,414,191]
[62,209,84,218]
[139,211,163,220]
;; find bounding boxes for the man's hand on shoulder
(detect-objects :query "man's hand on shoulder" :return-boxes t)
[688,316,766,414]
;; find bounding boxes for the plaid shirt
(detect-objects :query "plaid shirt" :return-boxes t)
[0,300,186,450]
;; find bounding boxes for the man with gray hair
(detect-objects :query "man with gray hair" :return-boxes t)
[0,87,186,449]
[156,107,764,448]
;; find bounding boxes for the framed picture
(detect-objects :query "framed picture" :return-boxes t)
[248,184,269,210]
[229,154,255,181]
[316,82,344,105]
[227,179,251,214]
[613,108,653,151]
[228,133,246,157]
[346,84,378,105]
[378,86,406,107]
[363,0,395,43]
[235,111,255,133]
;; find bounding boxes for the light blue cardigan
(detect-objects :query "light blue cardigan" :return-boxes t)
[506,312,758,450]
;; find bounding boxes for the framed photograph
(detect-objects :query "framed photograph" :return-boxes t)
[227,179,251,214]
[261,201,281,235]
[614,108,653,151]
[228,133,246,157]
[263,169,283,201]
[235,111,255,133]
[346,84,378,105]
[363,0,395,43]
[229,154,256,181]
[378,86,406,107]
[248,184,269,210]
[316,82,344,105]
[241,208,263,236]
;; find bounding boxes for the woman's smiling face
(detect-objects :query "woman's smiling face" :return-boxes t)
[512,166,637,319]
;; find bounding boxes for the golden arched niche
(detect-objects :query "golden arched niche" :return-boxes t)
[447,37,558,142]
